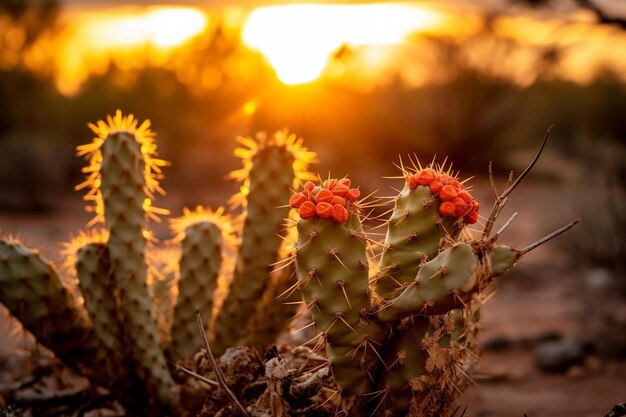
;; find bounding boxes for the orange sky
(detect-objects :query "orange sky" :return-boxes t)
[10,1,626,94]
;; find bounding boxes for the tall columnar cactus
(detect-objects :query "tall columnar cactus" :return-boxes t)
[211,131,316,354]
[289,144,577,416]
[169,206,232,360]
[78,112,174,404]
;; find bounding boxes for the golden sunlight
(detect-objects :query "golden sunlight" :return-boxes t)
[79,7,208,49]
[242,3,443,85]
[54,6,208,94]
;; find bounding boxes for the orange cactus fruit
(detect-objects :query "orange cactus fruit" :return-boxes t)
[289,192,308,208]
[408,175,419,190]
[316,202,334,219]
[332,195,346,206]
[337,178,351,187]
[331,204,349,224]
[457,190,472,204]
[452,197,469,217]
[464,210,479,224]
[299,201,316,219]
[416,168,436,185]
[332,183,350,196]
[323,178,338,190]
[429,180,443,194]
[315,189,334,204]
[346,188,360,203]
[439,201,456,217]
[439,185,458,202]
[304,181,315,193]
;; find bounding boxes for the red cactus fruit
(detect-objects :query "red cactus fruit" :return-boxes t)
[416,168,436,185]
[299,201,316,219]
[289,192,308,209]
[332,204,349,224]
[429,180,443,194]
[316,202,334,219]
[439,185,458,202]
[452,197,468,217]
[323,179,337,190]
[315,189,334,204]
[332,195,346,206]
[332,183,350,196]
[304,181,315,193]
[439,201,456,217]
[346,188,360,202]
[338,178,351,187]
[411,166,479,224]
[465,210,479,224]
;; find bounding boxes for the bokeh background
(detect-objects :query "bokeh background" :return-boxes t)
[0,0,624,416]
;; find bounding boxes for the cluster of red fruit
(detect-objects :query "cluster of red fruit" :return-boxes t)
[408,168,480,224]
[289,178,360,225]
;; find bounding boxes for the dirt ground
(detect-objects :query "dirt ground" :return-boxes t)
[0,180,624,417]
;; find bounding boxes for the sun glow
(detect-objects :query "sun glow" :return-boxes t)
[242,3,443,85]
[80,7,208,49]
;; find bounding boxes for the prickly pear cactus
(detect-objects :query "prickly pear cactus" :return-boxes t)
[289,148,577,417]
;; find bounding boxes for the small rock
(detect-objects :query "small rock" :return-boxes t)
[584,268,615,291]
[482,335,513,351]
[535,339,585,373]
[566,365,585,378]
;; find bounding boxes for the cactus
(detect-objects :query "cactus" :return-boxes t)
[79,112,174,404]
[0,111,319,413]
[289,138,577,416]
[0,238,106,384]
[169,206,232,360]
[68,230,127,384]
[211,131,316,354]
[0,111,577,417]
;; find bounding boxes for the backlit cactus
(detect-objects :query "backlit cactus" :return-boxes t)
[169,206,232,360]
[0,111,576,416]
[211,131,316,354]
[0,111,318,412]
[289,161,576,416]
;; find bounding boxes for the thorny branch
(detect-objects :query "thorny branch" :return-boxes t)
[195,310,250,417]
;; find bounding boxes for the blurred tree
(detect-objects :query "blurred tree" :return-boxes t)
[513,0,626,29]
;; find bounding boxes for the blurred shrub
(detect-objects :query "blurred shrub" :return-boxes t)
[564,161,626,297]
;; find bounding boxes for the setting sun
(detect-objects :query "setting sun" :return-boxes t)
[242,3,443,85]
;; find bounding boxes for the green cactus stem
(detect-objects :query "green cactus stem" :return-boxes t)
[212,131,316,354]
[77,111,173,405]
[291,178,386,396]
[0,238,105,383]
[378,243,477,322]
[70,231,127,384]
[170,206,231,360]
[375,164,479,301]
